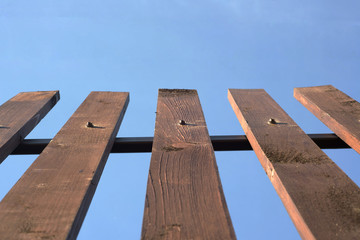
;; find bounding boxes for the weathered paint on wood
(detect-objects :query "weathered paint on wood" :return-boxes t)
[0,92,129,240]
[142,89,236,240]
[294,85,360,154]
[228,89,360,240]
[0,91,59,164]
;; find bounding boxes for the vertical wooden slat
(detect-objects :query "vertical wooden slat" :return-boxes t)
[228,89,360,240]
[294,85,360,154]
[142,89,236,240]
[0,91,60,163]
[0,92,129,240]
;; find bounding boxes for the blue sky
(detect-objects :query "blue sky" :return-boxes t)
[0,1,359,239]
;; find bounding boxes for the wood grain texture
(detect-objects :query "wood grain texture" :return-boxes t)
[141,89,236,240]
[294,85,360,154]
[0,91,60,164]
[228,89,360,240]
[0,92,129,240]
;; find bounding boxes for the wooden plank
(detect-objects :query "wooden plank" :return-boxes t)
[142,89,236,240]
[294,85,360,154]
[0,92,129,240]
[228,89,360,240]
[0,91,59,163]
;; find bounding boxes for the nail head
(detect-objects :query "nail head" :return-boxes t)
[179,120,186,125]
[268,118,277,124]
[86,122,94,128]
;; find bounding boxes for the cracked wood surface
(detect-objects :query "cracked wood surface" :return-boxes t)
[141,89,236,240]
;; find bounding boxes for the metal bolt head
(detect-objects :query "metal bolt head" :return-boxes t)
[86,122,95,128]
[268,118,277,124]
[178,120,186,125]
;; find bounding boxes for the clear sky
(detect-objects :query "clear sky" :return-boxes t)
[0,1,359,239]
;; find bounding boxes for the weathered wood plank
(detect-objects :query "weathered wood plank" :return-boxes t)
[142,89,236,240]
[0,91,59,163]
[294,85,360,154]
[0,92,129,240]
[228,89,360,240]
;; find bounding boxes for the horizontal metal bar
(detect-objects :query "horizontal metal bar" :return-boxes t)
[10,134,350,155]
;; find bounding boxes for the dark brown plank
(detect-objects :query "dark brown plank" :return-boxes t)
[0,92,129,240]
[0,91,59,163]
[294,85,360,154]
[142,89,235,240]
[228,89,360,240]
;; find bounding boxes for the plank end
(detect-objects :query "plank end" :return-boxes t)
[159,89,197,97]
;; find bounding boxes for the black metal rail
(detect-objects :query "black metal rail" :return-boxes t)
[10,134,350,155]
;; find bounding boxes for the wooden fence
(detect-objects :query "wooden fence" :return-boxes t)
[0,85,359,239]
